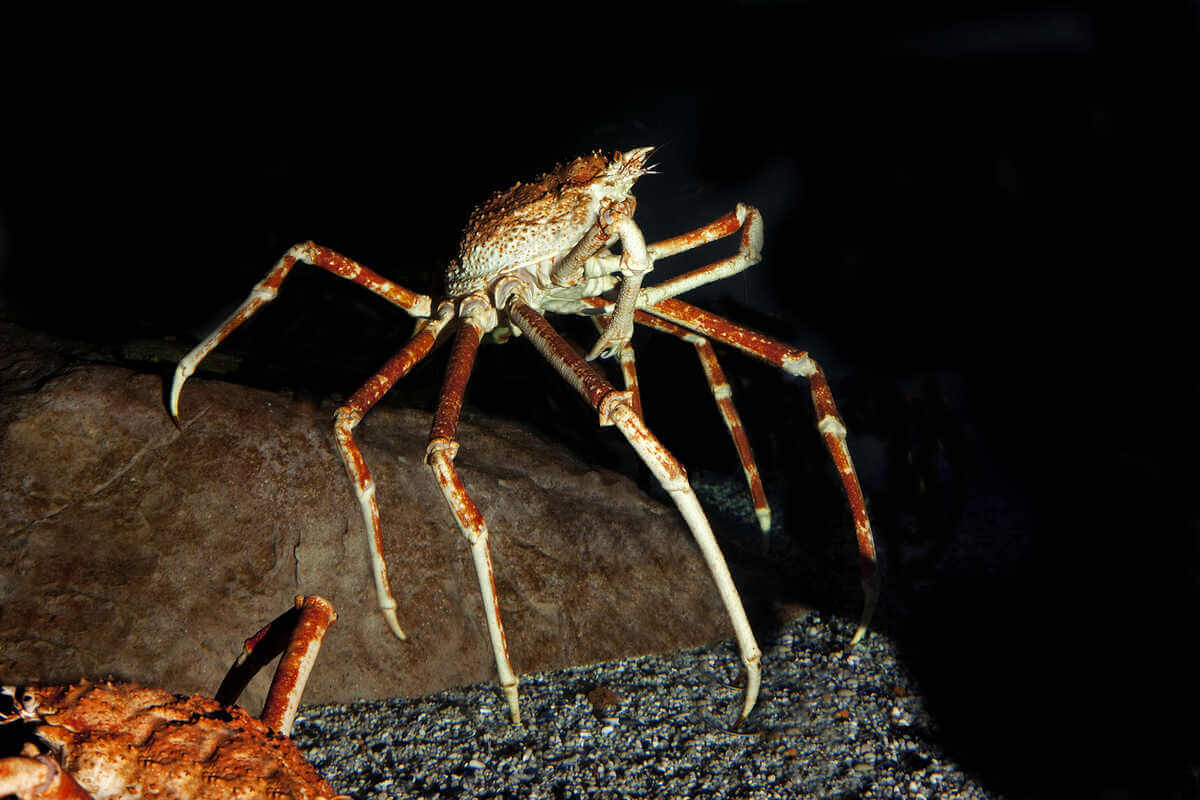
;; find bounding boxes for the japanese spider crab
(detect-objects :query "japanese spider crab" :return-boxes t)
[169,147,879,726]
[0,596,346,800]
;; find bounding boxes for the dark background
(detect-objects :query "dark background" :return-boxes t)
[2,4,1196,796]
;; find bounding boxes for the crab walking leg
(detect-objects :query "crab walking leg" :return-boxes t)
[424,311,521,724]
[0,755,95,800]
[636,204,764,308]
[170,242,433,421]
[572,205,761,327]
[259,596,337,735]
[607,401,762,723]
[616,343,644,419]
[507,299,762,723]
[646,298,880,643]
[333,314,453,640]
[629,309,771,540]
[214,596,338,736]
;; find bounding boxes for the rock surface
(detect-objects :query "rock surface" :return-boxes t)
[0,326,740,713]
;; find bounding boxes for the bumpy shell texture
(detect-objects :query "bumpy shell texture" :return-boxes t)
[445,151,623,297]
[13,679,343,800]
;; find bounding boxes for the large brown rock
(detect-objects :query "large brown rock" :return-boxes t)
[0,326,739,712]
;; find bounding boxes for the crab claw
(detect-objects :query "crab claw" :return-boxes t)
[586,309,635,360]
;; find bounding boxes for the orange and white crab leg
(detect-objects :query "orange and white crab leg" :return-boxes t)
[424,301,521,724]
[582,298,770,537]
[616,343,644,419]
[644,298,880,643]
[630,310,771,541]
[506,296,762,724]
[574,204,761,327]
[259,596,337,735]
[0,755,95,800]
[333,309,454,640]
[170,242,433,421]
[214,596,338,736]
[637,204,764,307]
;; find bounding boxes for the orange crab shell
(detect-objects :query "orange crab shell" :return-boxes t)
[446,149,649,297]
[10,679,346,800]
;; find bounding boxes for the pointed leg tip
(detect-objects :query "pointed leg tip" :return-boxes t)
[168,398,184,429]
[850,576,879,646]
[736,659,761,728]
[756,508,772,554]
[168,370,187,425]
[733,693,757,730]
[502,685,521,725]
[383,610,407,641]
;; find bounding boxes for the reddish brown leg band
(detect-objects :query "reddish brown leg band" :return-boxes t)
[334,317,453,641]
[507,298,763,723]
[639,297,879,641]
[424,314,521,723]
[632,311,771,538]
[215,595,337,736]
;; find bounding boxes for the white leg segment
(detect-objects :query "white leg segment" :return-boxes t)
[638,203,764,308]
[604,396,762,723]
[427,444,521,724]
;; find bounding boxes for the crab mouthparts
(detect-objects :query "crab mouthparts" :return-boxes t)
[621,145,659,173]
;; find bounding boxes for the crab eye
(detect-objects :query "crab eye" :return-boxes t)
[613,150,623,163]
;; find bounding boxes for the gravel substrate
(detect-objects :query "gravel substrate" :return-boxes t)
[291,612,998,799]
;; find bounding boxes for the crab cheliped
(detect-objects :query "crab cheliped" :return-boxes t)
[0,596,347,800]
[170,147,879,725]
